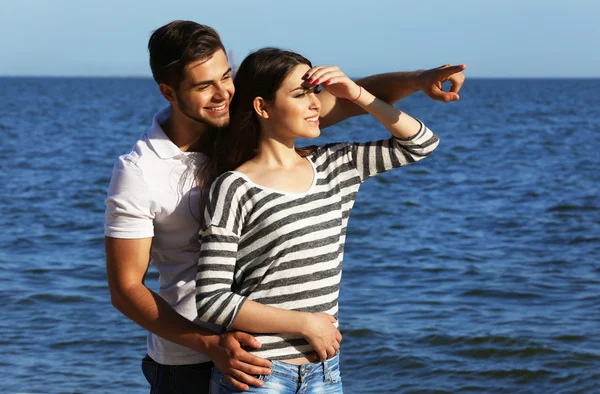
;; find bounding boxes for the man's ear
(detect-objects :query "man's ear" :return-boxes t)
[159,83,177,104]
[253,97,269,119]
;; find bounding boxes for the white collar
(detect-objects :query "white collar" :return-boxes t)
[147,106,184,159]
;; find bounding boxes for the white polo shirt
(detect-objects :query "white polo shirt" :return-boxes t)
[105,106,220,365]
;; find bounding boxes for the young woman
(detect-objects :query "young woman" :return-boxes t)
[196,48,439,393]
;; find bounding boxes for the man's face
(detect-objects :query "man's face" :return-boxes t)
[174,49,235,128]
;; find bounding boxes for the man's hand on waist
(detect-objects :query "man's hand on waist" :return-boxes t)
[207,331,272,391]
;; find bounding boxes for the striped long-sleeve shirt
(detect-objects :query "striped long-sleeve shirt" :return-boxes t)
[196,121,439,360]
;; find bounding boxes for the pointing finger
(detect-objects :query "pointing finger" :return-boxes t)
[437,64,467,79]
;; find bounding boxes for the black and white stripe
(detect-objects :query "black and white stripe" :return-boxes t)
[196,121,438,360]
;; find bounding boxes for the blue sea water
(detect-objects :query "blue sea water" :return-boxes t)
[1,77,599,394]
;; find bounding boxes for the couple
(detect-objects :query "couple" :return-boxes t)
[105,20,465,394]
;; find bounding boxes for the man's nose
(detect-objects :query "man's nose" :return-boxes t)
[213,83,230,101]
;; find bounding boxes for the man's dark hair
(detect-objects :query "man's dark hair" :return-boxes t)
[148,20,225,88]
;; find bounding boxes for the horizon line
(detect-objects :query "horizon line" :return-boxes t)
[1,74,600,80]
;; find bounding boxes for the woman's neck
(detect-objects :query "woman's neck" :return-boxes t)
[253,134,300,169]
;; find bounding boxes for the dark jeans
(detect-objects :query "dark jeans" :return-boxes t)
[141,354,214,394]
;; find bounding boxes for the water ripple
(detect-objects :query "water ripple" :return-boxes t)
[1,78,599,393]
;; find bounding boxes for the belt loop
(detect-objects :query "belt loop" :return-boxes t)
[322,357,331,383]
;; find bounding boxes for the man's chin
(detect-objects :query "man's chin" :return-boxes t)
[184,111,230,129]
[206,115,230,129]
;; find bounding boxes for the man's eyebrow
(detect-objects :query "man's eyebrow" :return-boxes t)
[190,68,232,87]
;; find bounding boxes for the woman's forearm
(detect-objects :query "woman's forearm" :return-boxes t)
[231,299,309,336]
[318,71,423,129]
[353,88,422,139]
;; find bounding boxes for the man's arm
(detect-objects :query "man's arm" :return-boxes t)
[318,64,467,128]
[105,237,271,391]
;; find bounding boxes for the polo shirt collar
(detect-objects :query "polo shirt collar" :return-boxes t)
[147,106,184,159]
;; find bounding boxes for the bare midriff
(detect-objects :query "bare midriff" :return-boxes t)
[278,352,321,365]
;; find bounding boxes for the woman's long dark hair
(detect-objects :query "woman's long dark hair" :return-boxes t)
[196,48,317,223]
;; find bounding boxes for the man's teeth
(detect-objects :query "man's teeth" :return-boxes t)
[209,104,226,111]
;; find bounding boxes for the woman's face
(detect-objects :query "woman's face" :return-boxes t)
[264,64,321,141]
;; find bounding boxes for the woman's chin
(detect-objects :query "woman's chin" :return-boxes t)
[289,125,321,140]
[304,126,321,139]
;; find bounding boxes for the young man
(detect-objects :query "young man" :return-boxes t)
[105,20,466,394]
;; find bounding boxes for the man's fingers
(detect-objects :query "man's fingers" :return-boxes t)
[336,331,343,343]
[230,331,262,349]
[326,346,336,359]
[437,64,467,79]
[450,85,462,96]
[318,349,327,361]
[227,369,265,389]
[437,91,460,102]
[421,64,465,102]
[429,85,459,102]
[234,351,272,369]
[449,76,465,95]
[428,85,445,99]
[224,376,249,392]
[230,360,272,377]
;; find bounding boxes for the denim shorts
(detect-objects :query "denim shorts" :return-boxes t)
[211,353,343,394]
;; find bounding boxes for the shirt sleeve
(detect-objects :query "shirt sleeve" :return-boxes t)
[195,173,247,330]
[351,120,439,182]
[104,156,155,239]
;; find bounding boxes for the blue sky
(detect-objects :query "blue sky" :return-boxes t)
[1,0,598,78]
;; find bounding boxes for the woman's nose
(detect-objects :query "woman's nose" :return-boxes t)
[310,94,321,111]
